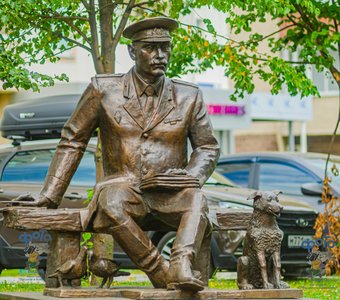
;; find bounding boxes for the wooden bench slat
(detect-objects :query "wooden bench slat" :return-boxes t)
[3,207,83,232]
[2,207,253,232]
[215,208,252,230]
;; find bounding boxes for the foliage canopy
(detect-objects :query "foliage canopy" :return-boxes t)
[0,0,339,100]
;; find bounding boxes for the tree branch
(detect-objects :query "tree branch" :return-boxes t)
[59,35,92,52]
[325,113,340,178]
[64,19,91,45]
[39,45,78,61]
[181,21,240,45]
[132,1,156,8]
[137,5,167,17]
[285,15,300,28]
[95,0,122,13]
[292,2,340,87]
[81,0,91,11]
[88,0,103,73]
[137,6,241,45]
[331,1,340,60]
[292,3,315,33]
[112,0,136,48]
[241,54,314,65]
[319,50,340,87]
[37,14,88,21]
[323,1,340,181]
[246,24,296,45]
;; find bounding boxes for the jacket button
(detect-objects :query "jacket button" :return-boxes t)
[142,149,147,155]
[142,168,148,174]
[142,133,149,138]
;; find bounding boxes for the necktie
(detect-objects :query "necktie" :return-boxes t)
[144,85,155,119]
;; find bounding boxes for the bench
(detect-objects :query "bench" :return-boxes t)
[2,207,252,288]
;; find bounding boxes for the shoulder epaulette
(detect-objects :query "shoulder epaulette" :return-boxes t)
[92,73,125,88]
[171,78,198,88]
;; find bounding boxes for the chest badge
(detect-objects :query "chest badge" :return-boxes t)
[114,111,122,124]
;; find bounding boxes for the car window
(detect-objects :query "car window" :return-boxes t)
[1,149,96,186]
[2,150,54,183]
[0,153,9,165]
[70,151,96,186]
[258,162,318,196]
[215,163,251,187]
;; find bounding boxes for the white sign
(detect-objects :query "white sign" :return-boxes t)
[250,93,313,121]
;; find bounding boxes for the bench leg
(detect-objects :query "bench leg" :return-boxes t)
[45,231,81,288]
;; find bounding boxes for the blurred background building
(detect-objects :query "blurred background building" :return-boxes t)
[0,7,338,155]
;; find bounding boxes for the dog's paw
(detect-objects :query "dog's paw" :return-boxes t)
[263,282,274,289]
[239,283,253,290]
[279,281,290,289]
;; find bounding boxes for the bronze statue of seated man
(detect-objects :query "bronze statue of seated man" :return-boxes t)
[17,17,220,293]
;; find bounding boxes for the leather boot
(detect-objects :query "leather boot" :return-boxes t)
[149,259,169,288]
[167,252,204,292]
[109,218,168,288]
[166,211,209,292]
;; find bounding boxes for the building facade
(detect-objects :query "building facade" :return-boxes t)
[0,8,338,156]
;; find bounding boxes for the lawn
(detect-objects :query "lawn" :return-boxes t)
[0,270,339,299]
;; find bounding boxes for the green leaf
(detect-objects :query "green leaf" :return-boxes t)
[82,232,92,242]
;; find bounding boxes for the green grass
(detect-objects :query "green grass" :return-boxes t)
[209,277,340,299]
[1,269,39,277]
[287,277,340,300]
[0,282,44,292]
[0,270,339,299]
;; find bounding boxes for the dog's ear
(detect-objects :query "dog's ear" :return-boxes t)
[273,190,282,197]
[247,191,262,201]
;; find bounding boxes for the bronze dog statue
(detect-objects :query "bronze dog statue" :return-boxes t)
[237,191,289,290]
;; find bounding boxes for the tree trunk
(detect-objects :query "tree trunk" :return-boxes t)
[88,0,130,282]
[91,0,116,276]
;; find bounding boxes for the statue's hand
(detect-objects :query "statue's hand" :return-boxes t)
[165,168,189,175]
[12,194,58,209]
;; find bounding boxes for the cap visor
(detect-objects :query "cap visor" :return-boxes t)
[135,37,171,42]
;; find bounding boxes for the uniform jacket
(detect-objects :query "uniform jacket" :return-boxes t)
[40,68,220,211]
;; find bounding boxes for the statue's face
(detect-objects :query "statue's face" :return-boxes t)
[129,41,171,82]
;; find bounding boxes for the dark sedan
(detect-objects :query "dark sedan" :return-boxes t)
[217,152,340,212]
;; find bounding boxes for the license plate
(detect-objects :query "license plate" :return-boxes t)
[288,235,314,248]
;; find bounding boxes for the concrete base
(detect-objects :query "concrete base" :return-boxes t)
[0,288,305,300]
[0,292,122,300]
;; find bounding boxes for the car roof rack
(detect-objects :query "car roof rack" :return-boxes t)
[7,135,27,147]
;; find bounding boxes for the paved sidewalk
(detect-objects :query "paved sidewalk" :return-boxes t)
[0,276,44,284]
[0,271,237,284]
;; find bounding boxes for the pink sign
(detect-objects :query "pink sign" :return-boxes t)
[207,104,246,116]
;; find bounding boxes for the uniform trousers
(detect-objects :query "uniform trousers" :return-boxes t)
[92,183,212,285]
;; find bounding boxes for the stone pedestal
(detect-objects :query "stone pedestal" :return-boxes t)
[43,287,304,299]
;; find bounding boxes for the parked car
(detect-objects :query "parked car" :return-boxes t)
[0,140,317,279]
[217,152,340,212]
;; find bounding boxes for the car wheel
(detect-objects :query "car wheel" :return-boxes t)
[209,257,217,278]
[157,232,176,261]
[37,268,46,281]
[282,266,310,279]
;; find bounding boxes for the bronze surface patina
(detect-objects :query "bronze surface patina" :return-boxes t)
[15,17,220,293]
[88,250,130,289]
[47,246,88,287]
[237,191,290,290]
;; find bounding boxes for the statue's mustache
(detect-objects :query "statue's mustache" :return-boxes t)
[151,60,167,66]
